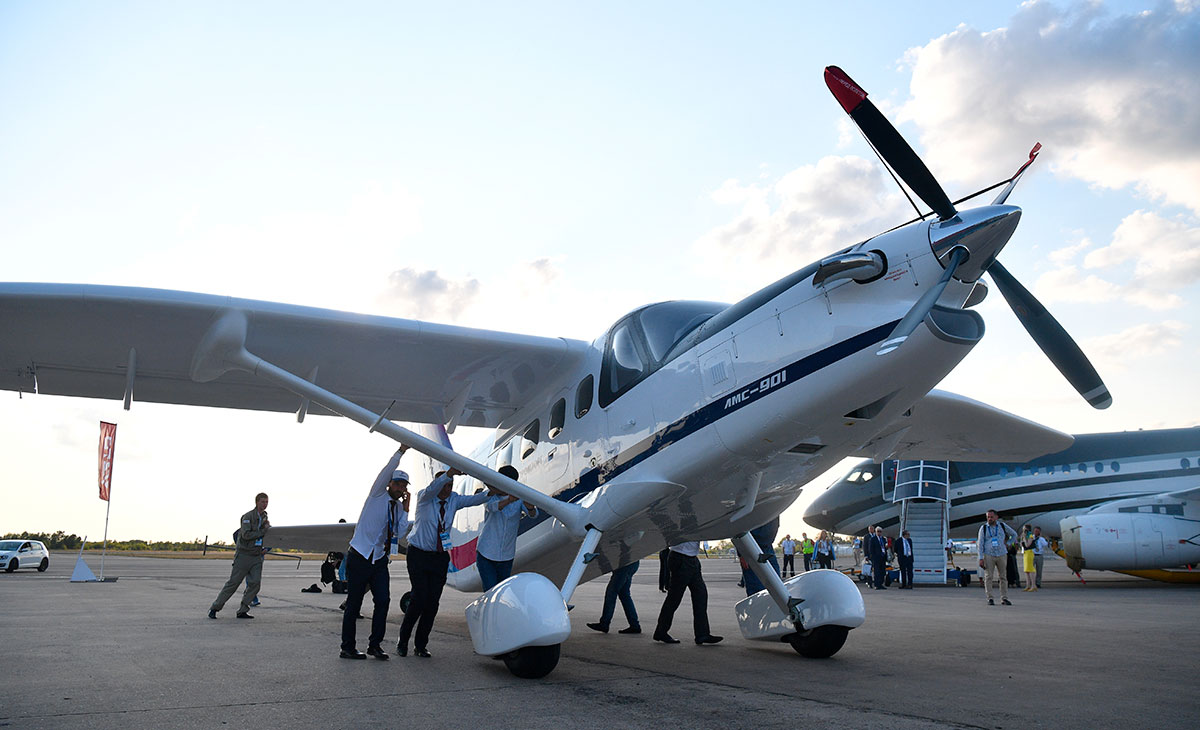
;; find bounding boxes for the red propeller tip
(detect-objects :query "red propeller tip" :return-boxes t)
[824,66,867,114]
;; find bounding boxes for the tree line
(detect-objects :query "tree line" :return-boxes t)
[2,531,227,551]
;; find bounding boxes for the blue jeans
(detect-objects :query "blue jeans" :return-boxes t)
[740,551,780,596]
[599,561,640,629]
[476,552,513,591]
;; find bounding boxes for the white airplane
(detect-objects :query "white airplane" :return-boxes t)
[0,67,1110,677]
[805,428,1200,582]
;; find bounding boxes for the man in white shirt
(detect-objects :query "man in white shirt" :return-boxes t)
[895,530,914,589]
[1032,526,1049,588]
[340,446,411,660]
[780,535,797,578]
[476,465,537,591]
[653,541,722,646]
[396,468,491,658]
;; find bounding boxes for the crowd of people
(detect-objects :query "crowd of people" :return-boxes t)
[205,456,1051,656]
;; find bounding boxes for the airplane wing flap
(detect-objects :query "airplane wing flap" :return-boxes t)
[852,389,1073,462]
[0,283,589,428]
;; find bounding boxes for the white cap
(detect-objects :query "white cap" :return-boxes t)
[391,470,409,483]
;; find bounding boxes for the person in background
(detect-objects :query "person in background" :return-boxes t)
[1032,526,1049,589]
[895,530,915,589]
[208,492,270,620]
[815,531,835,569]
[868,526,889,590]
[977,509,1018,606]
[1020,524,1038,592]
[852,535,863,568]
[800,533,815,572]
[780,534,797,578]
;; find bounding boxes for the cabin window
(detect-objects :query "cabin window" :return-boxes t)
[847,471,861,482]
[1062,464,1070,474]
[1078,463,1087,473]
[999,467,1008,477]
[1095,462,1104,473]
[575,375,594,418]
[521,419,540,459]
[1181,458,1191,469]
[1015,467,1023,477]
[861,471,874,482]
[1110,461,1120,472]
[549,398,566,439]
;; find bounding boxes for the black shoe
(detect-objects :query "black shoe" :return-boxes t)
[236,612,254,619]
[414,647,432,658]
[988,598,995,605]
[1001,598,1012,606]
[653,632,680,644]
[366,646,389,660]
[340,649,367,660]
[618,626,641,635]
[586,622,609,633]
[695,635,723,645]
[207,610,217,619]
[395,642,408,657]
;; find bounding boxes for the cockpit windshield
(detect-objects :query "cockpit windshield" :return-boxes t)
[638,301,725,363]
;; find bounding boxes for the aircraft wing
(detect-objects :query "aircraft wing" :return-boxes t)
[263,523,358,554]
[852,389,1073,462]
[0,283,589,429]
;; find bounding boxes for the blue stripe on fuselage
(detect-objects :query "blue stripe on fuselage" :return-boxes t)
[513,319,900,536]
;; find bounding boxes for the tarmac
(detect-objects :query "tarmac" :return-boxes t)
[1,552,1196,730]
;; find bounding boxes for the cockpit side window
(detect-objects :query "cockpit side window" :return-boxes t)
[599,319,652,408]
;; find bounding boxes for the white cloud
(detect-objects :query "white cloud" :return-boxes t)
[1082,319,1187,373]
[900,0,1200,213]
[377,268,481,322]
[692,155,912,290]
[1034,210,1200,309]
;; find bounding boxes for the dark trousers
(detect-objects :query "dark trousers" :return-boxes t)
[599,561,640,629]
[898,555,914,587]
[802,553,813,571]
[398,546,449,650]
[870,554,886,588]
[782,554,795,577]
[341,548,390,651]
[655,552,710,639]
[476,552,513,592]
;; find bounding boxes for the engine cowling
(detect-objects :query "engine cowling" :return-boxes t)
[1060,513,1200,572]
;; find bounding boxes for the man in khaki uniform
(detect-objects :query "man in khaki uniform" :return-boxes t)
[209,493,270,619]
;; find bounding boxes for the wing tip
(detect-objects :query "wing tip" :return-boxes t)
[824,65,867,114]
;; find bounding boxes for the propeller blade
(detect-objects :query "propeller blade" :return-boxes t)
[877,248,967,355]
[825,66,957,221]
[988,261,1112,409]
[992,143,1042,205]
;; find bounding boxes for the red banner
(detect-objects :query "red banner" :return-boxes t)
[98,422,117,501]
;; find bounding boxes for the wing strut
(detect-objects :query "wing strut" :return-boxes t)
[190,309,590,536]
[733,532,804,625]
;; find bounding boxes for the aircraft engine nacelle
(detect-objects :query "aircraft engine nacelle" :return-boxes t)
[1060,513,1200,572]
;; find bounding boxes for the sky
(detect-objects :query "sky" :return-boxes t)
[2,0,1198,544]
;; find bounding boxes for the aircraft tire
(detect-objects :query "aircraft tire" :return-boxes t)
[502,644,560,679]
[399,591,411,614]
[6,558,16,573]
[788,625,849,659]
[38,558,49,572]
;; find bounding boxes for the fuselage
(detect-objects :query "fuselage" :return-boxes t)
[417,216,999,591]
[803,428,1200,539]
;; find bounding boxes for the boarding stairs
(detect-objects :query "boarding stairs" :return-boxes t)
[889,460,950,585]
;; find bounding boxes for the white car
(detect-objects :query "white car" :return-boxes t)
[0,540,50,572]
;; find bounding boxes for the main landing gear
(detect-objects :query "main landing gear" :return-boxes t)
[731,532,864,658]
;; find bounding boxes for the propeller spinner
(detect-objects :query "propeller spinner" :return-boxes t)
[825,66,1111,409]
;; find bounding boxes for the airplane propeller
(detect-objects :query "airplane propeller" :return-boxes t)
[824,66,1111,409]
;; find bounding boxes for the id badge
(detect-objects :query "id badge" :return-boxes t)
[990,537,1000,549]
[255,538,263,547]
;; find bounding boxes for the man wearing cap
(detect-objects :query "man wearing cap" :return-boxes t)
[340,446,411,660]
[396,467,491,658]
[476,465,538,591]
[208,492,270,620]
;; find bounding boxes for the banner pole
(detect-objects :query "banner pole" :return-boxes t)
[100,497,111,581]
